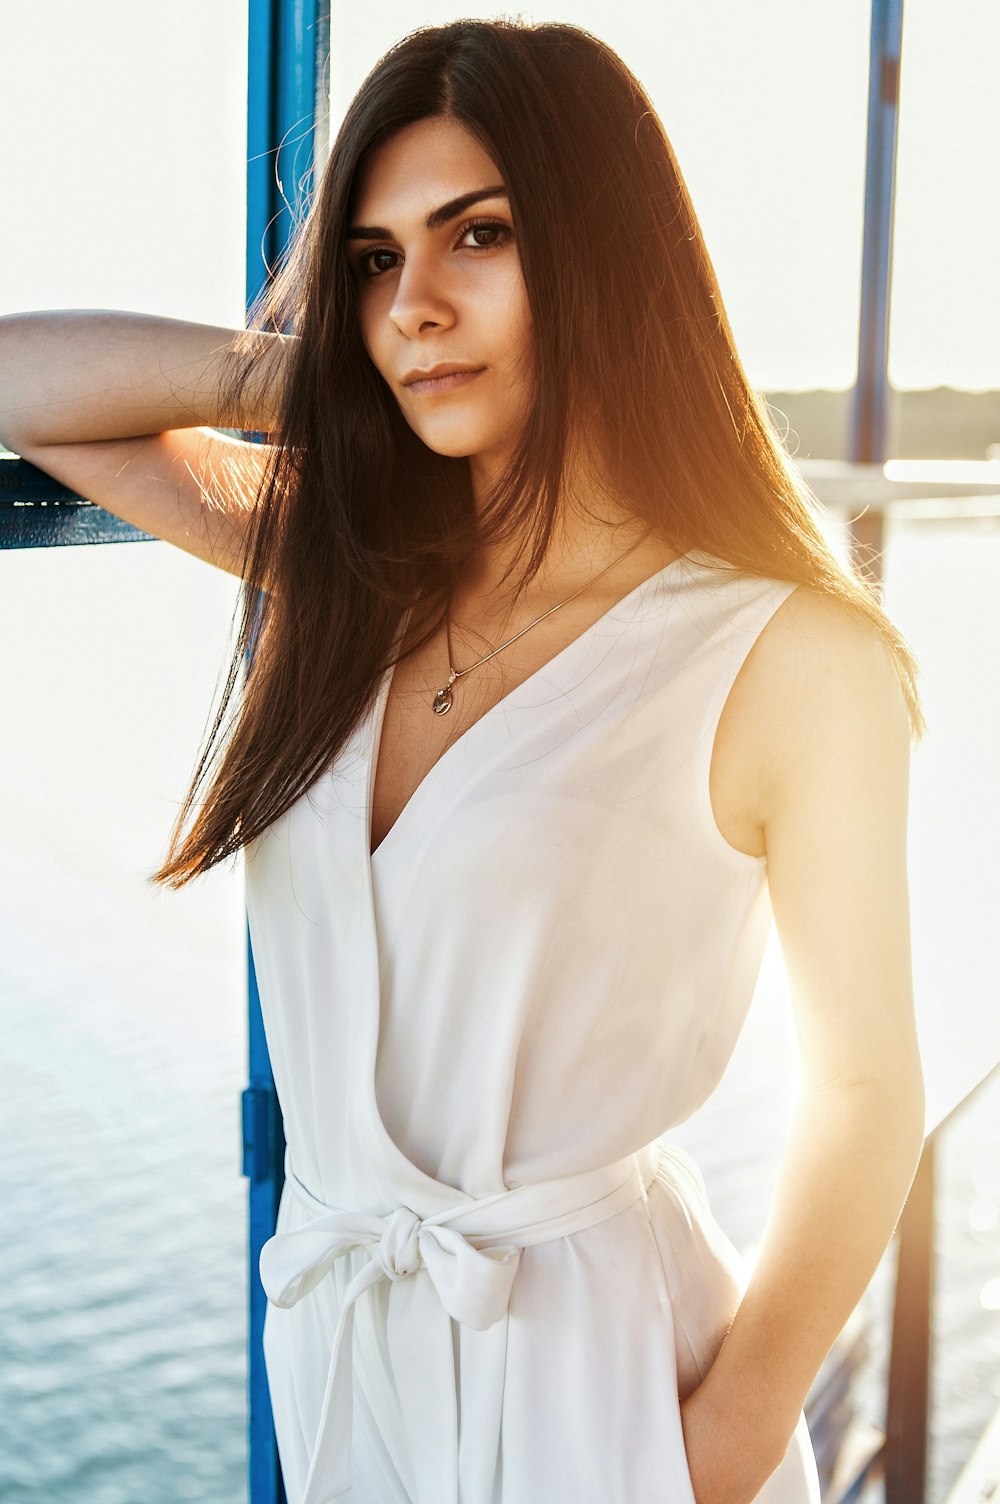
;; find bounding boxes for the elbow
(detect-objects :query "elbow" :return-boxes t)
[0,423,29,459]
[808,1067,927,1147]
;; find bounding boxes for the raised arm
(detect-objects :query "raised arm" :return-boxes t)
[0,310,296,577]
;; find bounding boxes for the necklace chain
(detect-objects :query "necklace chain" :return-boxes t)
[431,532,651,715]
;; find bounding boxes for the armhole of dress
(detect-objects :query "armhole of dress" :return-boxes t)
[692,578,803,868]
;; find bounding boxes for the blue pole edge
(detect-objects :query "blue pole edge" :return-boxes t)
[243,4,327,1501]
[850,0,904,467]
[846,0,905,585]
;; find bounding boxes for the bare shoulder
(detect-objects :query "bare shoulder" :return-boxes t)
[712,582,911,852]
[754,583,909,729]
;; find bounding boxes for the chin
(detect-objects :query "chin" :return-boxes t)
[409,421,513,462]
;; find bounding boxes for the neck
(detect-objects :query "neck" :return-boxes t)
[461,510,651,607]
[458,443,679,620]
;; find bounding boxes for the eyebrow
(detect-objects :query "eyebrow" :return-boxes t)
[346,185,509,241]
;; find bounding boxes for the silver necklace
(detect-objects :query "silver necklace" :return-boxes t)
[431,533,651,715]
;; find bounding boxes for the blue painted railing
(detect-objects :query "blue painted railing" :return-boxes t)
[0,457,154,546]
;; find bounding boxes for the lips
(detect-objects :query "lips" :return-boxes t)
[402,366,486,395]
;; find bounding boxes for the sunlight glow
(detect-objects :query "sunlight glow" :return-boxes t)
[980,1278,1000,1313]
[883,459,1000,486]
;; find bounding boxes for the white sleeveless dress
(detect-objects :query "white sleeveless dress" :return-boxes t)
[243,550,823,1504]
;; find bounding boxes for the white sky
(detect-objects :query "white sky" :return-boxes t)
[0,0,997,390]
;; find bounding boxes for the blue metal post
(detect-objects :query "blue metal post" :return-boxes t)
[849,0,905,581]
[242,4,326,1501]
[242,926,286,1504]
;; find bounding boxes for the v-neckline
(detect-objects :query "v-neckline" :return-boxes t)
[366,550,697,865]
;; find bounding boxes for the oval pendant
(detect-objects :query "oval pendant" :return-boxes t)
[432,686,453,715]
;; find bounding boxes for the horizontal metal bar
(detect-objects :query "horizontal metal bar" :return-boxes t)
[0,505,156,548]
[1,454,84,502]
[797,457,1000,506]
[0,456,155,547]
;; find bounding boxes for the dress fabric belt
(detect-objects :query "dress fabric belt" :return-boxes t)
[259,1139,664,1504]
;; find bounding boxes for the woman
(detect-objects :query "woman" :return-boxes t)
[0,19,926,1504]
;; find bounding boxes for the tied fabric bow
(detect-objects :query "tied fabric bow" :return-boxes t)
[259,1203,522,1504]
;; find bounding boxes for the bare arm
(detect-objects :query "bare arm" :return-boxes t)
[0,309,290,443]
[681,588,924,1504]
[0,310,296,576]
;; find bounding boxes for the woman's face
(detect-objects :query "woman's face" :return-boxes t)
[347,115,534,490]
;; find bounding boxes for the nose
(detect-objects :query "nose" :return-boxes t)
[388,252,456,339]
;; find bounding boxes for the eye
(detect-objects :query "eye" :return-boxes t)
[457,217,512,252]
[355,217,514,279]
[361,247,401,278]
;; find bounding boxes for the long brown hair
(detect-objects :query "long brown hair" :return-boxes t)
[151,18,924,890]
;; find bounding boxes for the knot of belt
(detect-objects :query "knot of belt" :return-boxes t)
[376,1206,421,1280]
[259,1141,662,1504]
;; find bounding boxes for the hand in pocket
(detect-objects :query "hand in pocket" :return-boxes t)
[680,1380,785,1504]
